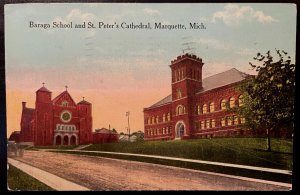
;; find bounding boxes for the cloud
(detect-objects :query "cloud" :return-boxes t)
[212,4,276,25]
[234,48,256,56]
[143,8,160,16]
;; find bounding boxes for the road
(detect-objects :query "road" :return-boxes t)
[13,150,291,191]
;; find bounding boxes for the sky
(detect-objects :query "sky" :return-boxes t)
[5,3,296,137]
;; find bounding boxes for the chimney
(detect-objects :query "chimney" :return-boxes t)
[22,102,26,108]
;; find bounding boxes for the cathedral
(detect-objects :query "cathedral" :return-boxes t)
[143,53,254,141]
[16,85,118,146]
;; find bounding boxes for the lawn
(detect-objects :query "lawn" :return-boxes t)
[7,165,54,191]
[83,138,293,170]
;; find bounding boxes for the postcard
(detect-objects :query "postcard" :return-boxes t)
[5,2,295,191]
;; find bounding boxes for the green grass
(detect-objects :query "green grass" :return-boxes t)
[7,165,54,191]
[83,138,292,170]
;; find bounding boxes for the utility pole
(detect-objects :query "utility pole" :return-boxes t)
[126,111,130,141]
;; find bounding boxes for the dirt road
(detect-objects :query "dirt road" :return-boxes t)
[14,150,291,191]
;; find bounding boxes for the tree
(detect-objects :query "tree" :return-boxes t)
[235,49,295,151]
[112,128,118,134]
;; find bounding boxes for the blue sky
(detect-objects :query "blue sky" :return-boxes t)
[5,3,297,134]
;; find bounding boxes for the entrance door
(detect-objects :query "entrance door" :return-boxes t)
[176,122,185,138]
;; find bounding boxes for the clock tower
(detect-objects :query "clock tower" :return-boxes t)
[170,53,204,139]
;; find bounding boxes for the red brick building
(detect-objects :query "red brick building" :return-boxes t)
[143,53,253,141]
[18,85,94,146]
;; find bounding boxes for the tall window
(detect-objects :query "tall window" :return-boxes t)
[228,116,233,126]
[156,116,159,124]
[202,104,207,114]
[163,114,166,122]
[200,121,205,129]
[206,120,210,129]
[177,105,184,115]
[221,99,227,110]
[167,113,171,121]
[209,102,215,112]
[177,89,182,99]
[233,116,238,125]
[152,116,155,124]
[238,95,244,106]
[166,127,169,134]
[229,97,235,108]
[148,118,150,124]
[211,119,215,128]
[221,118,226,127]
[162,128,165,134]
[195,105,200,115]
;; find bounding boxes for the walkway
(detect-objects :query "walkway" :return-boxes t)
[8,158,90,191]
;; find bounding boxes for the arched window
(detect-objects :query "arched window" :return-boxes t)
[221,118,226,127]
[177,89,182,99]
[177,105,184,115]
[166,127,169,134]
[200,121,205,129]
[238,95,244,106]
[206,120,210,129]
[221,99,227,110]
[57,125,60,130]
[152,116,155,124]
[167,113,171,121]
[228,116,233,126]
[61,100,69,107]
[163,114,166,122]
[62,126,64,130]
[181,70,184,79]
[148,118,151,124]
[162,128,165,134]
[197,105,201,115]
[156,116,159,124]
[229,97,235,108]
[211,119,215,128]
[209,102,215,113]
[202,104,207,114]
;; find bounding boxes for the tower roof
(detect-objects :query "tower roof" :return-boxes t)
[78,100,91,105]
[36,86,51,93]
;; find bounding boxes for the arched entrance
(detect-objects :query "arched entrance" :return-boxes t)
[70,135,77,145]
[55,135,62,145]
[63,135,69,145]
[175,121,185,139]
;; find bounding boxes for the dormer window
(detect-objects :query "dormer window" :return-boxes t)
[62,100,69,107]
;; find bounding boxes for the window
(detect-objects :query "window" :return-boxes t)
[167,113,171,121]
[221,99,227,110]
[156,116,159,124]
[195,105,200,115]
[206,120,210,129]
[221,118,226,127]
[234,116,238,125]
[177,105,184,115]
[240,117,246,124]
[148,118,150,125]
[181,70,184,79]
[61,100,69,107]
[195,121,200,130]
[229,97,235,108]
[239,95,244,106]
[163,114,166,122]
[201,121,205,129]
[163,128,165,134]
[211,119,215,128]
[177,89,182,99]
[228,116,233,126]
[209,102,215,113]
[202,104,207,114]
[152,116,155,124]
[166,127,169,134]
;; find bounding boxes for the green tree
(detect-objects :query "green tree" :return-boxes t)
[112,128,118,134]
[236,50,295,151]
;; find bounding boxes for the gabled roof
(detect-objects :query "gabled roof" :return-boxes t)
[36,86,51,93]
[196,68,248,94]
[148,94,172,109]
[94,128,117,134]
[145,68,249,109]
[52,91,76,106]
